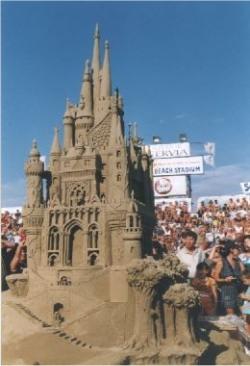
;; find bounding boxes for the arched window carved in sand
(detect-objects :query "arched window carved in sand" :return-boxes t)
[64,220,84,267]
[48,226,60,266]
[87,224,99,265]
[88,224,99,249]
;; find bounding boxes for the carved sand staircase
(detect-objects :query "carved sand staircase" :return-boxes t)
[8,302,94,350]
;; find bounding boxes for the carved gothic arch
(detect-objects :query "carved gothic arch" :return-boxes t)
[87,223,99,249]
[64,219,83,233]
[47,226,61,267]
[48,226,60,251]
[64,219,84,266]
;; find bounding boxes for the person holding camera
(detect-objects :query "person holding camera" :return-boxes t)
[213,240,245,315]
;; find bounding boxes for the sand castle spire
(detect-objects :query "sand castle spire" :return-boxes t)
[50,127,61,155]
[100,40,112,98]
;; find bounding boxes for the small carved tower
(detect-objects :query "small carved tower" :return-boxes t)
[24,140,44,208]
[123,196,143,264]
[23,140,44,271]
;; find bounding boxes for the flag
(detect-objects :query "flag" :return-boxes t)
[204,142,215,155]
[240,182,250,194]
[203,155,215,167]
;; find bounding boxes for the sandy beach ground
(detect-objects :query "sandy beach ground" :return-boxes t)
[1,291,111,365]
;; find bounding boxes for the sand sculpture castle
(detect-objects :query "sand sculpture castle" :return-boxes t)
[20,24,155,326]
[6,25,250,366]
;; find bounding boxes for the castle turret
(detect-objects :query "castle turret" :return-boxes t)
[141,145,149,172]
[123,197,143,264]
[92,24,100,112]
[100,41,112,98]
[50,127,61,156]
[25,140,44,208]
[76,60,94,147]
[63,100,74,150]
[23,140,45,272]
[79,60,93,116]
[49,128,61,205]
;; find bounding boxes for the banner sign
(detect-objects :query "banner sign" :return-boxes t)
[153,156,204,176]
[149,142,190,159]
[154,197,192,212]
[153,176,187,197]
[240,182,250,195]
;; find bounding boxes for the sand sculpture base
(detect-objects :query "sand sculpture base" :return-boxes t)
[2,256,250,365]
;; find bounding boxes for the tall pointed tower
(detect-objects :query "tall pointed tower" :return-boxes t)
[22,25,154,324]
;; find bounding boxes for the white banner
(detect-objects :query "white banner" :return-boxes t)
[153,176,187,197]
[149,142,190,159]
[240,182,250,195]
[153,156,204,176]
[154,197,192,212]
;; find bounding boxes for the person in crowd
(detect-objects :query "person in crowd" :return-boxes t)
[240,270,250,334]
[1,210,27,289]
[152,235,166,260]
[212,241,245,315]
[177,230,205,279]
[192,262,218,316]
[1,234,16,290]
[239,235,250,271]
[10,242,27,274]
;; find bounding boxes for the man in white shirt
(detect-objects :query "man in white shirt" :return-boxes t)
[177,230,205,279]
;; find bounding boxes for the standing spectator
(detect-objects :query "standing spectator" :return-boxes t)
[192,262,218,316]
[213,241,244,315]
[240,271,250,334]
[239,235,250,271]
[177,230,205,279]
[10,242,27,274]
[1,234,16,290]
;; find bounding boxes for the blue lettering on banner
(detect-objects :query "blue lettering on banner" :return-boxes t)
[244,183,250,193]
[154,161,203,176]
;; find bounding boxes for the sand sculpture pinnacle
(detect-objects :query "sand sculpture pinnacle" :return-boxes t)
[100,40,112,98]
[50,127,61,155]
[29,139,40,157]
[92,24,101,105]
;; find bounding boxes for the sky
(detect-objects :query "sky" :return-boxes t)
[2,1,250,207]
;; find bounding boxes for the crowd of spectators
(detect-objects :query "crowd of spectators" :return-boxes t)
[1,210,27,290]
[153,197,250,333]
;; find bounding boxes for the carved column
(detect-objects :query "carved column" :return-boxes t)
[159,283,205,365]
[125,257,165,363]
[64,233,70,265]
[59,231,64,265]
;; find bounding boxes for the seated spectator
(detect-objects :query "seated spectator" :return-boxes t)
[192,262,218,316]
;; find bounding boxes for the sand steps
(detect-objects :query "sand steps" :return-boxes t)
[12,303,94,350]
